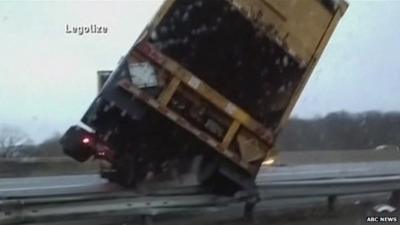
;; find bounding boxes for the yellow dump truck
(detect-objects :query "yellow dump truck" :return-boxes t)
[61,0,347,195]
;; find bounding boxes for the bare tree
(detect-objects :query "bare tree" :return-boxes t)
[36,133,63,157]
[0,126,31,157]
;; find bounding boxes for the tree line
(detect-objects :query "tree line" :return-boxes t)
[277,111,400,151]
[0,125,62,158]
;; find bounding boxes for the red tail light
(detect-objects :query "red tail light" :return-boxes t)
[82,137,91,144]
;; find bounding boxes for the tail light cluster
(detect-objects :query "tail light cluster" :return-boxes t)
[60,125,115,162]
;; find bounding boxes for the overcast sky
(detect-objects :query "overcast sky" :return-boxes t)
[0,0,399,143]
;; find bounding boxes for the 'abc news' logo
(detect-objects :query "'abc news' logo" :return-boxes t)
[366,204,398,223]
[366,216,398,223]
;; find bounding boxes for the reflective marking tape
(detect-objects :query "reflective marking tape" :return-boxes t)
[198,132,209,141]
[130,86,141,96]
[193,129,201,136]
[240,161,249,169]
[166,111,178,121]
[288,48,296,57]
[207,139,218,148]
[177,117,188,126]
[147,99,160,108]
[188,76,201,89]
[225,151,234,158]
[225,103,237,115]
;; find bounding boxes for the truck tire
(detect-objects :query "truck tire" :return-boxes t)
[114,155,138,187]
[193,155,240,195]
[194,155,219,184]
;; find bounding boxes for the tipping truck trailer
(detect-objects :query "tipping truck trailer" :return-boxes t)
[60,0,347,195]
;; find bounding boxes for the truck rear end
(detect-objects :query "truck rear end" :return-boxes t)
[61,0,347,195]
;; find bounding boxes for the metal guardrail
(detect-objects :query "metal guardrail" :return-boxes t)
[258,161,400,182]
[258,175,400,199]
[1,173,400,225]
[0,157,73,163]
[0,193,235,225]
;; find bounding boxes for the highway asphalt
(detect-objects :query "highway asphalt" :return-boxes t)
[1,161,400,225]
[2,161,400,198]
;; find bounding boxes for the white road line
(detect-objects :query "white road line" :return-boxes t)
[0,184,100,192]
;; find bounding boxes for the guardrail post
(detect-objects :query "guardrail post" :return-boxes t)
[141,215,154,225]
[389,190,400,207]
[327,195,337,211]
[242,189,260,222]
[244,201,256,221]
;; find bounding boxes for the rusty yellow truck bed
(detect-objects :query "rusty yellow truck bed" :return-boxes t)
[62,0,347,194]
